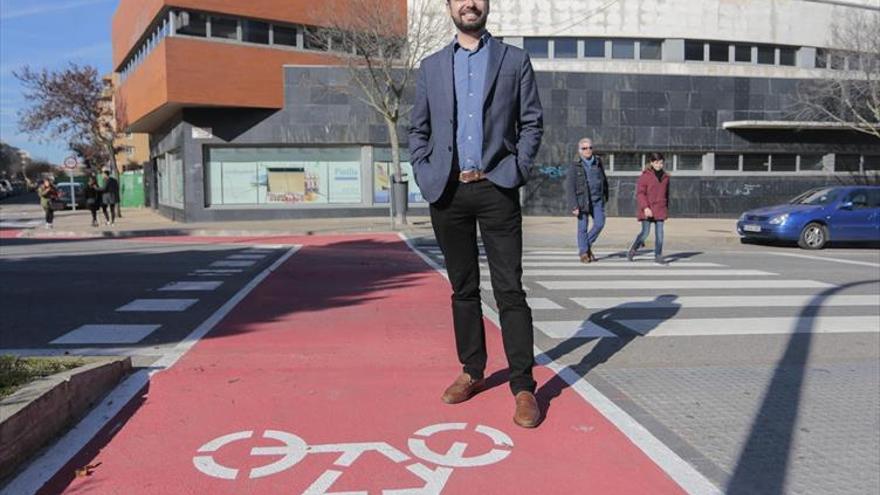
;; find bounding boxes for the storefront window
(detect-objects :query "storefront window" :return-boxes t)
[157,151,184,208]
[373,148,424,204]
[207,147,361,206]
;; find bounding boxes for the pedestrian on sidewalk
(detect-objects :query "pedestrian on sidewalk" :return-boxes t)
[37,178,58,229]
[408,0,544,427]
[627,152,670,265]
[564,137,609,264]
[100,169,119,226]
[85,176,102,227]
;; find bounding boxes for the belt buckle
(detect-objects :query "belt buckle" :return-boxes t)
[459,170,481,183]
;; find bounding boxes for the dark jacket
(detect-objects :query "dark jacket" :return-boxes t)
[565,156,609,212]
[101,176,119,205]
[636,169,670,221]
[408,35,544,203]
[85,183,101,208]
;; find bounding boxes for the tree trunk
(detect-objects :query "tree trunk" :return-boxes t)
[386,117,407,226]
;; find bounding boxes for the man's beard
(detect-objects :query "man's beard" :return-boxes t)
[452,8,488,32]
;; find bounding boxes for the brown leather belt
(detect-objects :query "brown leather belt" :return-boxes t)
[458,170,486,183]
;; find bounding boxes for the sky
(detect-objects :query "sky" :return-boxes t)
[0,0,117,164]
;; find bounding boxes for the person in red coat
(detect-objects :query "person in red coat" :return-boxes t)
[627,152,670,264]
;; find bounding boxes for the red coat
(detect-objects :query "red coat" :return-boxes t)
[636,169,670,221]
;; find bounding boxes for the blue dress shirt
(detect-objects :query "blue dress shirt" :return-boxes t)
[453,33,490,171]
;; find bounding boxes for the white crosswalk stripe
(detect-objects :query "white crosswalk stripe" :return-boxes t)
[571,295,880,309]
[416,244,878,339]
[538,280,834,290]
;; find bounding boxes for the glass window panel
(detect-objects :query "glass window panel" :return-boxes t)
[685,40,704,61]
[835,154,861,172]
[612,40,635,59]
[304,27,329,50]
[554,38,577,59]
[584,39,604,58]
[709,43,729,62]
[799,154,825,171]
[757,45,775,64]
[771,154,797,172]
[640,40,662,60]
[830,53,846,70]
[715,154,739,171]
[614,153,642,171]
[176,11,206,37]
[210,16,238,40]
[743,154,770,172]
[675,154,703,171]
[220,162,258,204]
[273,25,297,46]
[735,44,752,62]
[863,155,880,171]
[779,47,796,66]
[815,48,827,69]
[242,20,269,44]
[524,38,549,58]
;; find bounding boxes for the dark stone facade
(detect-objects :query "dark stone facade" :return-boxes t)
[147,66,880,221]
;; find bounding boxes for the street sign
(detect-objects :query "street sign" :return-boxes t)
[63,156,78,169]
[63,156,78,211]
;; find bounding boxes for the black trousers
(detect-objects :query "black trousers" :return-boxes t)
[43,206,54,224]
[430,179,536,395]
[100,203,116,223]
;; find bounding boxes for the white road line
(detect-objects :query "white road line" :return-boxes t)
[399,233,721,495]
[50,324,161,345]
[621,316,880,337]
[572,294,880,309]
[210,260,256,268]
[539,279,833,290]
[2,246,303,495]
[527,297,564,310]
[194,269,243,273]
[535,320,616,338]
[116,299,198,312]
[535,316,880,339]
[159,281,223,291]
[517,261,725,268]
[764,251,880,268]
[227,254,267,260]
[486,269,775,277]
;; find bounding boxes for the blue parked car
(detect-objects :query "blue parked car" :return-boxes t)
[736,186,880,249]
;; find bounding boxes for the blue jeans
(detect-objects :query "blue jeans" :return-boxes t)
[577,201,606,255]
[633,220,664,257]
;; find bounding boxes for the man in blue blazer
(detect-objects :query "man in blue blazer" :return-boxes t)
[408,0,544,428]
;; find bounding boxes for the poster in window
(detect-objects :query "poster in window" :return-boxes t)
[328,163,361,203]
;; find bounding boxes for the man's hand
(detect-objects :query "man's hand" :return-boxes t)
[644,207,653,218]
[572,208,579,216]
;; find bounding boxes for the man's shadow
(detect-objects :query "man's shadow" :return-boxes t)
[535,294,682,421]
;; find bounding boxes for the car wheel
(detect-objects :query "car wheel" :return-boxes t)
[798,222,828,250]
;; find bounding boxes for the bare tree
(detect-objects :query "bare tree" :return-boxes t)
[14,63,122,177]
[794,11,880,139]
[310,0,450,224]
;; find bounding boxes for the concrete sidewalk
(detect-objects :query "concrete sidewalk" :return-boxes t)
[2,202,741,249]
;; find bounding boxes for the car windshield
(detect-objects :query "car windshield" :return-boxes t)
[791,188,837,205]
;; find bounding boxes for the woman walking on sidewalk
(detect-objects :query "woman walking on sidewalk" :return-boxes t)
[37,178,58,229]
[627,152,670,265]
[85,176,102,227]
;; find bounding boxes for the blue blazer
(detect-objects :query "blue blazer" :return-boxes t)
[408,36,544,203]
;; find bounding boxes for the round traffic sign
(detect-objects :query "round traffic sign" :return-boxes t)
[63,156,78,169]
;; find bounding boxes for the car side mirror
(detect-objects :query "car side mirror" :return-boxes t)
[839,201,854,210]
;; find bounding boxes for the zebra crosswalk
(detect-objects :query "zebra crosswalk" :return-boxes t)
[416,245,880,339]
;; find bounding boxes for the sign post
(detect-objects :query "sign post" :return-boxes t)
[63,156,78,211]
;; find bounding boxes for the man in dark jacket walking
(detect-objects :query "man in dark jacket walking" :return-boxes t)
[564,138,609,263]
[101,169,119,226]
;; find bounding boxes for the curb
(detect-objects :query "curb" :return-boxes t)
[0,357,132,482]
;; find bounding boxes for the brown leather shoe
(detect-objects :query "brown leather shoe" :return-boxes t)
[587,248,598,262]
[513,391,541,428]
[441,373,484,404]
[579,253,591,264]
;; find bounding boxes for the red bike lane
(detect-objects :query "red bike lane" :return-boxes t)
[48,234,685,494]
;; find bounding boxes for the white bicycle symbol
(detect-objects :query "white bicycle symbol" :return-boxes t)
[193,422,513,494]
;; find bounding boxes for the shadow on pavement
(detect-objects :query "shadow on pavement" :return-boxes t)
[535,295,682,422]
[726,279,880,494]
